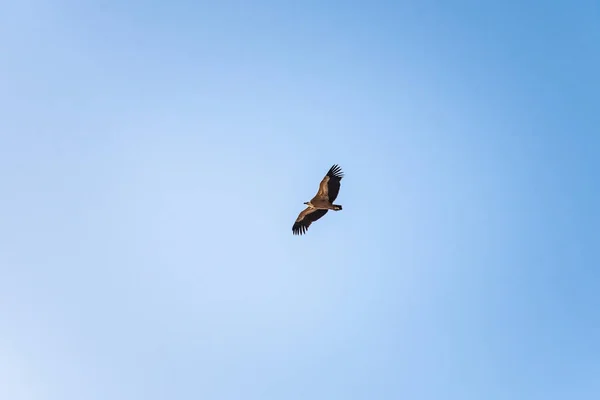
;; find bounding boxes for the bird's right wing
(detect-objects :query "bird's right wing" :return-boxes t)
[292,207,328,235]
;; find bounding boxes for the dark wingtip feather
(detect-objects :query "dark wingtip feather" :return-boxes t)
[292,222,307,235]
[327,164,344,179]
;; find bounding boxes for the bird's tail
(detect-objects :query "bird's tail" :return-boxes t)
[333,204,342,210]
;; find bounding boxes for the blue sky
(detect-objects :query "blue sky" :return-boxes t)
[1,1,599,399]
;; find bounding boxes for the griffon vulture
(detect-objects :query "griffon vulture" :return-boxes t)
[292,164,344,235]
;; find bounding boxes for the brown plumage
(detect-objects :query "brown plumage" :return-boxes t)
[292,164,344,235]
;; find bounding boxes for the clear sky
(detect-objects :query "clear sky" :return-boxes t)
[1,1,599,399]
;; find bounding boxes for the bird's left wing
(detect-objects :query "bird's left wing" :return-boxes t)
[316,175,331,199]
[316,164,343,201]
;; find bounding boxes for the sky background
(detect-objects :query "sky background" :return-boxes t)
[1,1,599,399]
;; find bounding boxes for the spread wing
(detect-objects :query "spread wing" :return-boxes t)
[316,164,344,202]
[292,207,328,235]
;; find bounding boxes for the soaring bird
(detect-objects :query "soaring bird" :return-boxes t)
[292,164,344,235]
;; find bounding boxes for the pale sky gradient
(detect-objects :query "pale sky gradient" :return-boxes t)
[1,1,599,399]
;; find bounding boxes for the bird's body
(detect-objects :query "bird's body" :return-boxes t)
[292,164,344,235]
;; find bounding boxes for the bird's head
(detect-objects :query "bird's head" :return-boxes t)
[304,201,313,207]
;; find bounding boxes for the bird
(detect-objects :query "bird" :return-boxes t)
[292,164,344,235]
